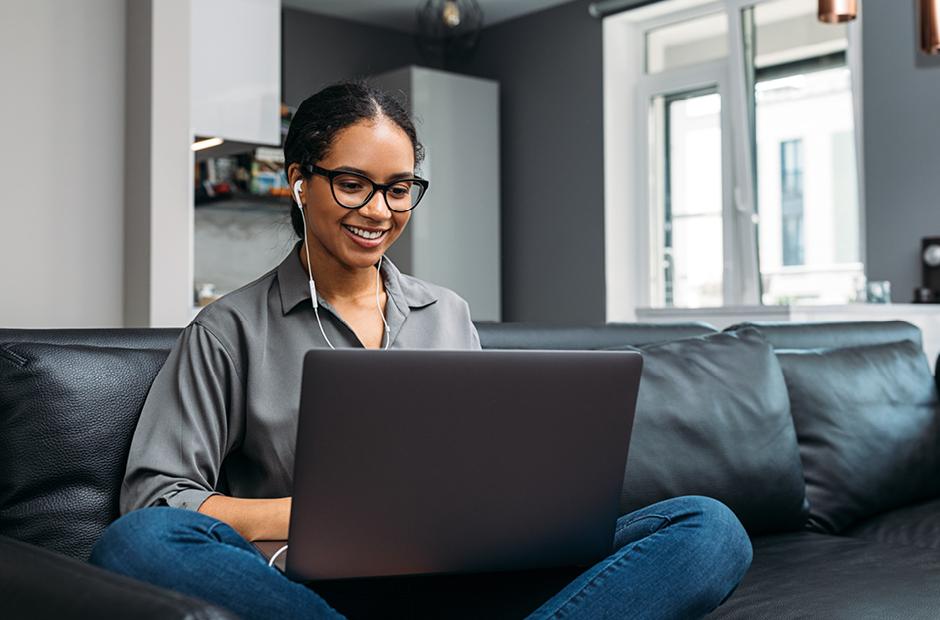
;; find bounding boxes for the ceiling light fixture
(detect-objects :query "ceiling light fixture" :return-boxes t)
[817,0,857,24]
[921,0,940,54]
[191,137,224,152]
[442,0,461,27]
[416,0,483,64]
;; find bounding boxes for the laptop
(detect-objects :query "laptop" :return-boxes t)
[258,348,642,582]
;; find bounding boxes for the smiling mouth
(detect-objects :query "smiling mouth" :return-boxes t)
[343,224,389,240]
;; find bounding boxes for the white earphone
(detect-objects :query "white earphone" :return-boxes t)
[293,179,390,350]
[292,179,303,208]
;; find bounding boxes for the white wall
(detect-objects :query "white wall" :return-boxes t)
[144,0,193,328]
[0,0,126,327]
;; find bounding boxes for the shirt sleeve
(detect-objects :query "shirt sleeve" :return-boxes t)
[469,317,482,350]
[462,298,482,351]
[120,321,245,514]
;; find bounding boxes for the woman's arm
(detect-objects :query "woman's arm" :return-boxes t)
[121,322,246,515]
[198,495,292,542]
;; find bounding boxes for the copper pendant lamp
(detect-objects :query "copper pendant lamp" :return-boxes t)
[922,0,940,55]
[817,0,857,24]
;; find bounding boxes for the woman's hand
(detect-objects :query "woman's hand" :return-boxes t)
[198,495,292,542]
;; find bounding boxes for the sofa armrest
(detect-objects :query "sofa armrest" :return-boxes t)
[0,535,236,619]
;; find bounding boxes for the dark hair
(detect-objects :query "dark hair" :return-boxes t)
[283,81,424,238]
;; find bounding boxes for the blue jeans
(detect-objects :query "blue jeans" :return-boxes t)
[90,496,751,619]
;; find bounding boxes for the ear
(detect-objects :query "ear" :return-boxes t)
[286,162,304,188]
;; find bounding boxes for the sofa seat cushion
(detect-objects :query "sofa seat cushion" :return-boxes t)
[0,342,169,560]
[711,532,940,619]
[777,340,940,534]
[614,328,808,535]
[844,498,940,551]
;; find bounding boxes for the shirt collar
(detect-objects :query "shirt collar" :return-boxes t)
[276,241,438,316]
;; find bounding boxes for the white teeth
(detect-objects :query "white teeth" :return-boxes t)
[345,225,386,240]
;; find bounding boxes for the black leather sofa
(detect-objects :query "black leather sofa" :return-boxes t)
[3,320,940,619]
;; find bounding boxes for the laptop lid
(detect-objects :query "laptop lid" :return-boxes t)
[287,349,642,581]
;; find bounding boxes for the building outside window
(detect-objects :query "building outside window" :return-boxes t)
[780,138,804,267]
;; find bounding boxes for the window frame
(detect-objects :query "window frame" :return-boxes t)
[636,59,734,307]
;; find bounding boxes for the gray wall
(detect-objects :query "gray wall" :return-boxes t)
[862,1,940,302]
[451,0,606,323]
[282,8,427,107]
[0,0,126,327]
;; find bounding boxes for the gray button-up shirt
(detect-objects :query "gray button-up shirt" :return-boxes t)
[120,242,481,514]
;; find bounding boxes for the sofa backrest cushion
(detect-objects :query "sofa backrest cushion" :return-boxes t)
[0,328,182,350]
[0,342,169,560]
[615,328,808,535]
[777,340,940,534]
[726,321,922,350]
[476,322,717,350]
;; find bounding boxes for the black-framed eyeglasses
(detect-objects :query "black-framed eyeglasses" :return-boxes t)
[303,164,429,212]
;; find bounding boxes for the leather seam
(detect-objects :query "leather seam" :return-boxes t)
[0,344,27,367]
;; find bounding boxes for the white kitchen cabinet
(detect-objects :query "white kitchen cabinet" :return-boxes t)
[191,0,280,145]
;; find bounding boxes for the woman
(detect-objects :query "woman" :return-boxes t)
[90,82,751,619]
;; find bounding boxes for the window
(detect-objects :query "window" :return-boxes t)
[629,0,863,309]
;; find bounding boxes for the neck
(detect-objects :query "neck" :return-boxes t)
[298,239,382,303]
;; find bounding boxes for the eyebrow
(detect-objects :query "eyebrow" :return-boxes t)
[335,166,416,181]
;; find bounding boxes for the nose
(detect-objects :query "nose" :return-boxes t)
[358,189,393,221]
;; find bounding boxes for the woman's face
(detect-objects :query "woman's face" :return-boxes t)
[294,116,415,272]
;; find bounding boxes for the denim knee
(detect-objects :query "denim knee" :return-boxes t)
[89,506,216,573]
[681,496,753,602]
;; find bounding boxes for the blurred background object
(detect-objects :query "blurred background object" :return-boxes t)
[817,0,857,24]
[416,0,484,64]
[921,0,940,55]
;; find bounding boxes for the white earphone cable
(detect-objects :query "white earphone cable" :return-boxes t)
[268,543,289,569]
[296,200,337,349]
[376,255,390,351]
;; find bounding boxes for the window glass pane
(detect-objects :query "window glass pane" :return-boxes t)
[752,0,862,305]
[646,12,728,74]
[650,90,723,308]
